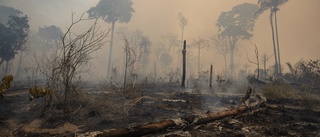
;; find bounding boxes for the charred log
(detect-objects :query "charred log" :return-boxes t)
[97,89,266,137]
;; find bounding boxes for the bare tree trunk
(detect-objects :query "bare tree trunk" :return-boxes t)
[177,28,184,71]
[230,46,235,80]
[248,43,260,80]
[261,53,272,80]
[124,45,128,92]
[181,40,186,87]
[15,50,24,78]
[274,11,281,74]
[224,54,227,78]
[5,60,9,74]
[154,62,157,80]
[263,57,267,79]
[269,10,278,75]
[210,65,213,88]
[198,47,200,75]
[108,21,116,76]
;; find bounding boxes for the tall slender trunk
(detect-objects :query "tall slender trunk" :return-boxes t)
[269,10,278,75]
[178,28,184,71]
[230,46,234,80]
[154,61,157,80]
[181,40,186,87]
[198,47,200,76]
[209,65,213,88]
[274,11,281,74]
[0,59,4,73]
[124,46,128,92]
[5,60,9,74]
[107,21,116,76]
[224,54,227,78]
[15,50,24,78]
[263,57,267,79]
[228,37,236,80]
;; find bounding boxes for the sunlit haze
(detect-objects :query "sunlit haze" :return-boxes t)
[1,0,319,80]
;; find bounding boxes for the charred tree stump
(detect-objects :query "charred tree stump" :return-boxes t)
[181,40,186,87]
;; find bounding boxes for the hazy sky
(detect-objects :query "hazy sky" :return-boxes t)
[1,0,320,78]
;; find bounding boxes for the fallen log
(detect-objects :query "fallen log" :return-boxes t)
[97,88,266,137]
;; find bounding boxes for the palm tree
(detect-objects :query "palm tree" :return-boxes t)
[88,0,134,76]
[255,0,288,75]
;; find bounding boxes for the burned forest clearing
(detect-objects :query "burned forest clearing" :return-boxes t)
[1,0,320,136]
[0,79,319,136]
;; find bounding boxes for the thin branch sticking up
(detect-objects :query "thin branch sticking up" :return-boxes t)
[247,42,260,79]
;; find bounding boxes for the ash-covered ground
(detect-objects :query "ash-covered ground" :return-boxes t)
[0,83,319,137]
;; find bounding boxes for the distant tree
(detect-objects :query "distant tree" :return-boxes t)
[211,35,229,78]
[191,38,209,75]
[177,12,188,68]
[87,0,135,76]
[255,0,289,75]
[162,34,180,69]
[122,30,151,76]
[160,53,173,72]
[247,42,260,80]
[260,53,272,79]
[138,35,151,73]
[153,42,166,78]
[38,25,63,50]
[0,5,22,24]
[35,13,108,111]
[0,10,29,74]
[216,3,259,80]
[177,12,187,44]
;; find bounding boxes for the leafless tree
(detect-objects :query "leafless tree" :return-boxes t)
[162,34,180,69]
[211,35,229,78]
[177,12,188,69]
[121,33,138,92]
[261,53,272,79]
[36,12,109,111]
[177,12,188,44]
[247,42,260,80]
[192,37,209,75]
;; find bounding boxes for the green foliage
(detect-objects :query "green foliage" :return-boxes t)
[87,0,135,23]
[0,7,29,66]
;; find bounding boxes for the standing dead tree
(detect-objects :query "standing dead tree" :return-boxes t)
[210,65,213,88]
[247,42,260,80]
[212,35,229,78]
[177,12,188,69]
[121,33,137,93]
[60,12,108,108]
[181,40,186,87]
[192,37,209,75]
[261,53,272,79]
[36,12,108,112]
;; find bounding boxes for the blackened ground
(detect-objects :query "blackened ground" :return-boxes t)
[0,85,319,137]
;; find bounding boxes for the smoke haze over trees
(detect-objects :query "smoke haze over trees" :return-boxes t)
[0,0,319,81]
